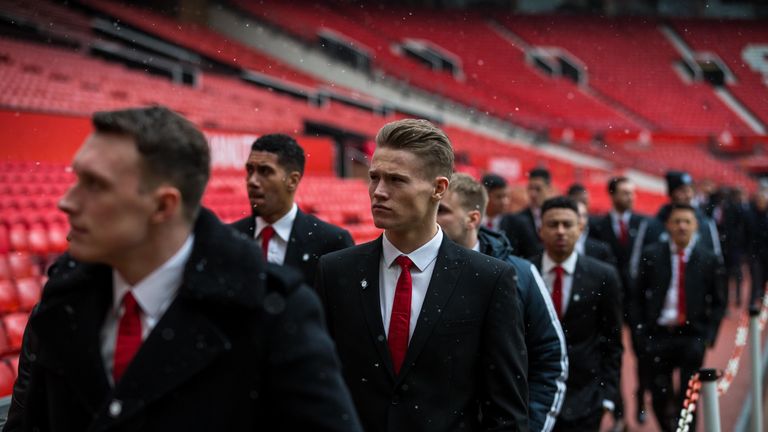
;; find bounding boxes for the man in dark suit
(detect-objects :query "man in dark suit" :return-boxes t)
[480,173,510,231]
[4,107,362,432]
[655,171,721,260]
[316,119,530,432]
[574,200,617,267]
[531,197,623,432]
[438,173,567,432]
[588,176,650,425]
[230,134,353,284]
[499,168,553,258]
[631,204,726,432]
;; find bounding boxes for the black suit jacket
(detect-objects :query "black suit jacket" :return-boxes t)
[231,208,353,285]
[582,236,617,267]
[5,209,362,432]
[589,213,645,276]
[632,241,727,346]
[316,236,529,432]
[533,254,623,423]
[499,208,542,258]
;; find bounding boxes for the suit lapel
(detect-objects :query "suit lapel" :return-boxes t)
[397,239,462,383]
[90,295,229,431]
[284,209,307,268]
[564,256,587,320]
[31,263,113,416]
[357,238,396,378]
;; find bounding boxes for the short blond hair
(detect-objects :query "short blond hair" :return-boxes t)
[449,173,488,215]
[375,119,454,179]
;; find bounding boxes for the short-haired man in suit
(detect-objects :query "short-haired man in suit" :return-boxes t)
[231,134,354,284]
[631,204,726,432]
[437,173,567,432]
[5,107,362,431]
[316,119,530,432]
[500,168,553,258]
[589,176,651,424]
[574,200,616,267]
[531,197,623,432]
[480,173,510,231]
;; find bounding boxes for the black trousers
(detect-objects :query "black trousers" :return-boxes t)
[640,331,706,432]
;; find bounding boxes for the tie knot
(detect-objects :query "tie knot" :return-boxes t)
[553,265,564,277]
[395,255,414,271]
[261,225,275,239]
[677,249,685,258]
[121,291,141,313]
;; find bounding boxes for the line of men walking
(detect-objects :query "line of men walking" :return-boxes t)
[5,107,760,432]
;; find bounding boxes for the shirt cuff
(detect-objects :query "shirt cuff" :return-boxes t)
[603,400,615,411]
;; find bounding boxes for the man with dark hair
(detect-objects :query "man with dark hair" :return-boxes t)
[316,119,529,432]
[574,201,616,266]
[653,171,721,259]
[5,106,362,432]
[438,173,567,432]
[531,196,622,432]
[481,173,510,231]
[231,133,353,285]
[500,167,553,258]
[631,204,726,432]
[589,176,650,425]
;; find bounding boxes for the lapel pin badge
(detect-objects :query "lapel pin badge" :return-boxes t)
[360,279,368,289]
[302,253,310,262]
[573,294,581,302]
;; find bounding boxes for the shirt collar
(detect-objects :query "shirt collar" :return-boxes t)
[542,249,578,275]
[611,210,630,223]
[382,227,443,272]
[255,202,297,241]
[112,234,195,320]
[669,236,696,258]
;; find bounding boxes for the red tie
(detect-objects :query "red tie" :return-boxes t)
[677,250,687,326]
[113,291,142,383]
[552,266,564,319]
[388,255,413,375]
[260,225,275,260]
[618,218,629,247]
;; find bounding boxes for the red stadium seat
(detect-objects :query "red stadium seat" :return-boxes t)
[0,225,9,254]
[15,277,41,311]
[8,223,29,253]
[0,280,19,314]
[47,222,69,254]
[2,312,29,352]
[0,256,11,281]
[8,252,38,279]
[28,222,50,255]
[0,360,15,397]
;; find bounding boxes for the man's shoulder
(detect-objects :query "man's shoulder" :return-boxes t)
[578,254,619,280]
[319,239,378,265]
[298,211,351,236]
[229,215,253,235]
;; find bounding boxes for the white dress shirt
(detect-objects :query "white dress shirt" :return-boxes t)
[658,239,695,326]
[255,203,297,265]
[379,228,442,340]
[541,250,578,315]
[101,234,194,385]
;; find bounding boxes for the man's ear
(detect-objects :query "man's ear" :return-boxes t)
[433,176,449,201]
[151,185,182,223]
[285,171,302,192]
[467,209,483,230]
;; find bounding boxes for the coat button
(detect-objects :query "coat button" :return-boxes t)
[108,399,122,417]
